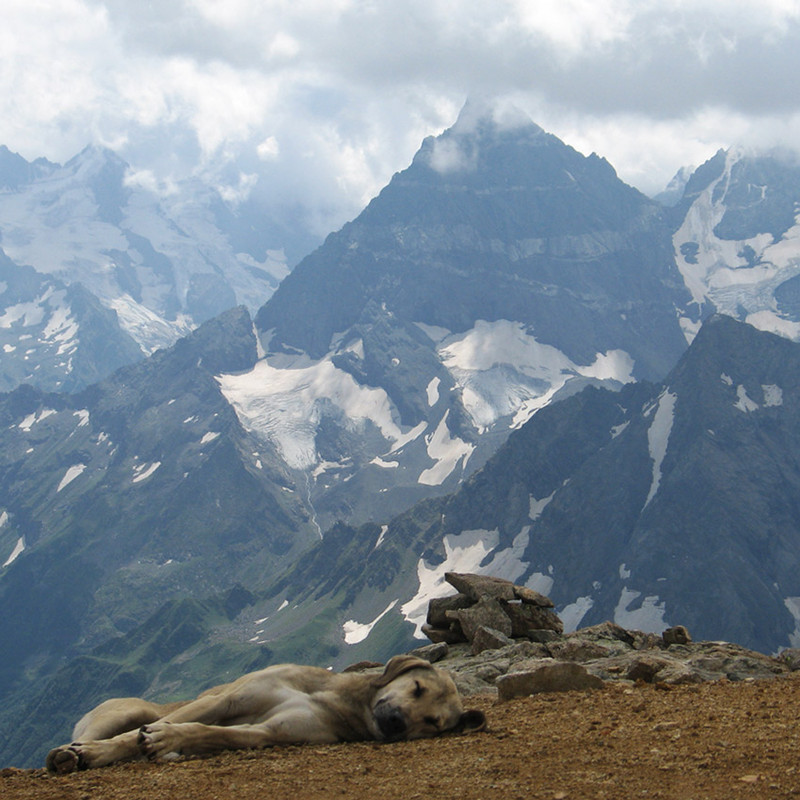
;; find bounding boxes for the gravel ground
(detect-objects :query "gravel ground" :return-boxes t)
[4,672,800,800]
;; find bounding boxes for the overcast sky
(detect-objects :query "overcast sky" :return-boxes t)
[3,1,800,236]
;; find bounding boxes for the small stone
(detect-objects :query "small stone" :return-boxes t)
[662,625,692,646]
[408,641,449,663]
[625,655,671,683]
[421,624,466,644]
[512,585,555,608]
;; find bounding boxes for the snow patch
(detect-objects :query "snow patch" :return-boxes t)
[734,385,759,413]
[481,527,530,583]
[644,390,677,508]
[401,529,499,638]
[73,409,90,427]
[529,492,554,521]
[611,421,630,438]
[673,150,800,340]
[526,572,555,596]
[217,355,411,471]
[201,431,220,444]
[614,588,668,631]
[784,597,800,647]
[763,384,783,407]
[439,320,634,431]
[426,377,441,407]
[374,525,388,550]
[132,462,161,483]
[342,600,398,645]
[18,408,57,431]
[418,411,474,486]
[2,536,25,568]
[560,596,594,632]
[371,457,398,469]
[57,464,86,492]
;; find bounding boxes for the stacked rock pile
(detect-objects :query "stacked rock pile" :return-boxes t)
[422,572,563,653]
[403,572,800,700]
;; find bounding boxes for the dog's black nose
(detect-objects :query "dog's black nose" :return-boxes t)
[375,704,407,740]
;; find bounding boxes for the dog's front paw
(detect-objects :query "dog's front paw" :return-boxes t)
[138,722,180,760]
[46,744,84,774]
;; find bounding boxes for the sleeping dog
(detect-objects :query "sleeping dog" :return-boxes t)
[46,655,487,772]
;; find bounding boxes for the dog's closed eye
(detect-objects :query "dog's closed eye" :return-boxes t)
[423,716,439,729]
[413,681,425,698]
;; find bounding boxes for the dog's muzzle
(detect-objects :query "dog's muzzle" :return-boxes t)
[373,701,407,740]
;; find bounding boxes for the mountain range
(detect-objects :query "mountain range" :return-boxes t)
[0,143,321,392]
[3,102,800,766]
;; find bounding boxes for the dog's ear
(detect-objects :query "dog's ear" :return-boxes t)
[454,709,487,734]
[372,655,433,687]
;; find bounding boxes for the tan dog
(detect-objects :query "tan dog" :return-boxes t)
[46,655,486,773]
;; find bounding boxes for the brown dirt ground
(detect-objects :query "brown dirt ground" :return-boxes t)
[4,672,800,800]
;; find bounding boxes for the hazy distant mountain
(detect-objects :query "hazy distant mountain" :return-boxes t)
[0,144,317,391]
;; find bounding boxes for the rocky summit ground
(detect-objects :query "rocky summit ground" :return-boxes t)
[4,671,800,800]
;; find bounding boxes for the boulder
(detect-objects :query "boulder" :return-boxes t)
[496,661,604,700]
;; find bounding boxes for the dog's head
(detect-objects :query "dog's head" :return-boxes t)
[368,655,486,742]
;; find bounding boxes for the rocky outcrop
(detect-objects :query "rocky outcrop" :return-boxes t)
[407,574,795,699]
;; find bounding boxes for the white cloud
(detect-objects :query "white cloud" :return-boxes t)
[1,1,800,236]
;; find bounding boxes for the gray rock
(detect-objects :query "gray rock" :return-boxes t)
[421,624,466,644]
[547,638,615,662]
[527,629,562,644]
[567,621,635,645]
[445,572,517,601]
[471,626,514,655]
[779,648,800,671]
[512,585,555,608]
[623,654,672,683]
[408,641,449,663]
[662,625,692,646]
[427,593,474,627]
[496,661,604,700]
[502,600,563,636]
[452,596,513,640]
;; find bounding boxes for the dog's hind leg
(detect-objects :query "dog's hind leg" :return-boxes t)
[73,697,174,741]
[46,698,184,773]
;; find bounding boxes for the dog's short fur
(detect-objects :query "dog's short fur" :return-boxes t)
[45,655,486,773]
